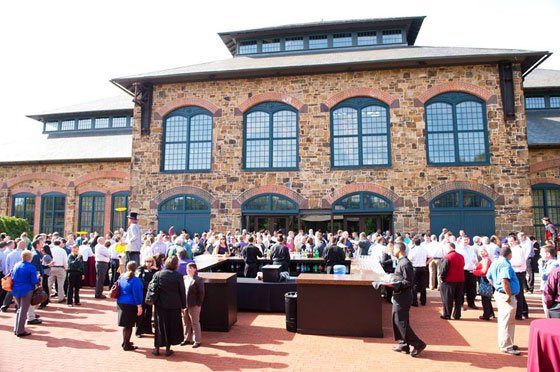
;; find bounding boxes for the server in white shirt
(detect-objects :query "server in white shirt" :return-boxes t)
[408,238,432,306]
[48,240,68,303]
[509,235,529,320]
[428,235,444,290]
[456,236,478,309]
[94,238,111,299]
[518,232,535,293]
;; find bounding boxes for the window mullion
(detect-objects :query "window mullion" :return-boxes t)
[452,104,460,163]
[185,117,191,171]
[269,113,274,168]
[357,108,363,166]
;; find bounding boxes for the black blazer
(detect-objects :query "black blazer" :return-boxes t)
[185,274,205,308]
[153,268,186,310]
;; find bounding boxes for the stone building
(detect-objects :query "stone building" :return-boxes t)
[1,17,559,241]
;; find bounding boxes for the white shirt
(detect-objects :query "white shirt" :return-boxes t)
[408,245,430,267]
[51,246,68,269]
[520,238,532,260]
[368,244,385,263]
[457,244,478,271]
[141,244,153,263]
[78,244,93,262]
[428,241,444,259]
[95,244,111,263]
[510,244,527,273]
[109,243,120,260]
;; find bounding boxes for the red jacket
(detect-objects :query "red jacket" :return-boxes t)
[441,250,465,283]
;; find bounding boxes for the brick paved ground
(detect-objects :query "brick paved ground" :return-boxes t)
[0,287,543,372]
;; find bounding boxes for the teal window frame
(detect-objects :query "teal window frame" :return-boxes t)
[332,192,394,214]
[425,92,490,166]
[241,193,299,214]
[157,194,211,215]
[42,115,133,134]
[430,190,494,211]
[110,191,129,232]
[40,192,65,234]
[78,192,105,234]
[525,93,560,110]
[243,102,299,171]
[161,106,213,173]
[532,183,560,243]
[330,97,391,168]
[12,193,35,232]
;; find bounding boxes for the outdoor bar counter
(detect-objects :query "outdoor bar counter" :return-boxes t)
[296,268,383,338]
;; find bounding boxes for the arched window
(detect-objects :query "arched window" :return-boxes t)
[331,97,391,167]
[12,193,35,232]
[241,193,299,232]
[242,194,299,214]
[41,192,66,234]
[157,194,211,235]
[332,192,393,212]
[532,184,560,243]
[243,102,298,170]
[425,92,489,165]
[111,191,129,232]
[78,192,105,234]
[162,106,213,172]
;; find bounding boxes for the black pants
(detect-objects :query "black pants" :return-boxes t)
[41,274,50,307]
[515,271,528,318]
[481,294,495,318]
[0,272,6,306]
[244,263,258,278]
[110,259,120,286]
[526,257,535,292]
[125,252,140,267]
[463,271,477,307]
[392,291,423,348]
[67,271,82,305]
[412,267,427,305]
[440,281,464,319]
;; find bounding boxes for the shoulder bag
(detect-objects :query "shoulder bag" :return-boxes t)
[1,272,13,292]
[145,274,159,306]
[31,287,48,306]
[478,276,493,297]
[109,279,120,299]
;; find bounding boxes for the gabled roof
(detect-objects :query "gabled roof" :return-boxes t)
[218,16,426,56]
[112,46,549,90]
[27,95,134,121]
[527,109,560,147]
[524,69,560,89]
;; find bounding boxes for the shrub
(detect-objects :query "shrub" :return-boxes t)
[0,216,31,238]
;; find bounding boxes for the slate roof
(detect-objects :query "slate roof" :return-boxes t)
[527,109,560,147]
[112,46,549,89]
[27,95,134,121]
[524,69,560,89]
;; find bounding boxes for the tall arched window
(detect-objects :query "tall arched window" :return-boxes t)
[41,192,66,234]
[331,97,391,167]
[241,193,299,232]
[111,191,129,232]
[532,184,560,243]
[78,192,105,234]
[12,193,35,232]
[425,92,489,165]
[243,102,298,170]
[157,194,211,235]
[162,106,213,172]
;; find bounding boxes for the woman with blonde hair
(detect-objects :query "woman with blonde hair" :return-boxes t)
[116,261,143,351]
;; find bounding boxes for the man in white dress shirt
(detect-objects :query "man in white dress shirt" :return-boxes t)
[48,240,68,303]
[125,212,142,266]
[408,238,432,306]
[94,237,110,299]
[456,236,478,309]
[509,234,529,319]
[427,235,444,290]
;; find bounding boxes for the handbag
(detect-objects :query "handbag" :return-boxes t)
[1,273,13,292]
[109,280,120,299]
[31,287,48,306]
[478,277,493,297]
[145,275,159,306]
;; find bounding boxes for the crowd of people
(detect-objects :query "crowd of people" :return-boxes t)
[1,211,559,359]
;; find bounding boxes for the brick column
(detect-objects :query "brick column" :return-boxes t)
[33,196,41,236]
[104,192,112,235]
[67,188,77,237]
[0,187,8,216]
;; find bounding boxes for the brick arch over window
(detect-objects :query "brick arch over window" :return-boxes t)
[414,82,497,106]
[418,181,504,207]
[154,96,222,120]
[73,171,130,187]
[5,173,70,188]
[531,178,560,186]
[322,183,403,208]
[530,159,560,173]
[9,187,39,196]
[149,186,219,209]
[233,185,309,209]
[76,186,110,195]
[322,88,400,111]
[235,93,307,115]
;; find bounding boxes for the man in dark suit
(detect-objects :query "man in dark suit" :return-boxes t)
[383,242,426,357]
[242,236,263,278]
[439,242,465,320]
[323,236,346,274]
[270,235,291,272]
[181,263,205,348]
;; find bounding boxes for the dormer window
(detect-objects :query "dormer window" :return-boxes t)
[551,96,560,108]
[382,29,402,44]
[285,36,304,51]
[357,31,377,46]
[95,118,110,129]
[262,38,281,52]
[42,116,133,133]
[239,40,257,54]
[309,35,328,49]
[78,119,92,130]
[333,33,352,48]
[45,121,58,131]
[61,120,75,131]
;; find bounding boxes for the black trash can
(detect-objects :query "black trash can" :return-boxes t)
[285,292,297,332]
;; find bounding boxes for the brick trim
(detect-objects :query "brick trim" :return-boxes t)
[6,172,70,188]
[324,88,399,109]
[416,82,495,104]
[322,183,403,208]
[233,185,309,209]
[38,187,68,196]
[531,178,560,186]
[76,187,110,195]
[236,93,306,114]
[73,170,130,187]
[150,186,218,209]
[108,186,131,195]
[154,96,221,120]
[9,187,39,196]
[418,181,504,207]
[530,158,560,173]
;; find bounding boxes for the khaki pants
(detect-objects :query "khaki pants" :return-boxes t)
[428,259,441,289]
[183,305,202,344]
[494,291,517,351]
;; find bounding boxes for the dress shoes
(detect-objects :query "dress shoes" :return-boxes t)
[27,319,42,325]
[392,344,410,354]
[16,331,32,337]
[75,302,82,306]
[411,303,419,307]
[515,316,523,321]
[165,349,174,357]
[181,340,192,346]
[95,295,107,299]
[440,315,450,320]
[410,342,427,357]
[151,349,160,356]
[478,316,490,321]
[192,342,201,349]
[0,306,8,312]
[123,344,138,351]
[503,347,520,356]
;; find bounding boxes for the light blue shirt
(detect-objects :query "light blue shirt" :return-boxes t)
[539,259,559,291]
[5,249,23,274]
[487,256,520,295]
[0,250,6,274]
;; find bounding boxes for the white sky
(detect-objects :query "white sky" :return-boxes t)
[0,0,559,143]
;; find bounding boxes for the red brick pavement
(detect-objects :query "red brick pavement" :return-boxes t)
[0,288,542,372]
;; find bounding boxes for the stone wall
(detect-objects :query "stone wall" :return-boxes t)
[529,148,560,184]
[130,63,534,236]
[0,161,131,236]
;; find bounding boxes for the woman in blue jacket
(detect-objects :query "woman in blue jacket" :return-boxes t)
[117,261,143,351]
[12,250,39,337]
